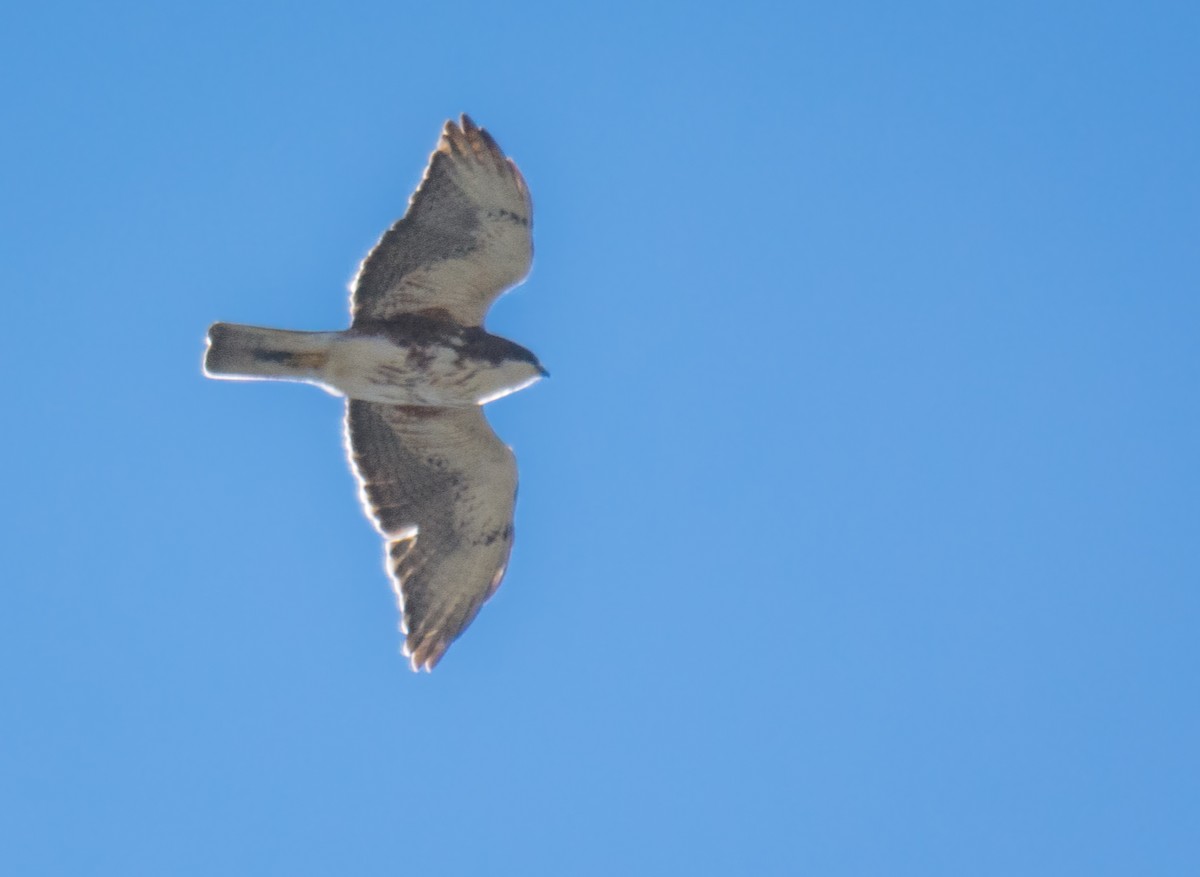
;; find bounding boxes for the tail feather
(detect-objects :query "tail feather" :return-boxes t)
[204,323,335,382]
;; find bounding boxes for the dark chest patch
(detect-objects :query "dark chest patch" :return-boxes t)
[352,314,536,367]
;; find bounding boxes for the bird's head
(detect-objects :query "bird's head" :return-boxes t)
[469,334,548,404]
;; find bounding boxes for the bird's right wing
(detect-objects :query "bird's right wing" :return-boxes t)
[349,115,533,328]
[344,401,518,670]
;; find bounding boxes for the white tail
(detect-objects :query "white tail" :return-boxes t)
[204,323,337,383]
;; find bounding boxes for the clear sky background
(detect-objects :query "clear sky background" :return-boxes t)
[2,1,1197,874]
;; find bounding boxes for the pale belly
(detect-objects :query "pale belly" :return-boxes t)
[319,335,483,406]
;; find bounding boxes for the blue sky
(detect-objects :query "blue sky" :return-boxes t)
[2,1,1197,874]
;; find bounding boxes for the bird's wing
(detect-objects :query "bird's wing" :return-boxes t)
[350,115,533,328]
[344,400,518,670]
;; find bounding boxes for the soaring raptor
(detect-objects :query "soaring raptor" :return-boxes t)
[204,116,545,671]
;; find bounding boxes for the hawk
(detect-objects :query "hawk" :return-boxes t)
[204,116,545,671]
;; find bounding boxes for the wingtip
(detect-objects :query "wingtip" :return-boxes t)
[402,641,445,673]
[405,653,434,673]
[433,114,520,185]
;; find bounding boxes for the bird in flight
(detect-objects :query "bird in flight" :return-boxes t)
[204,115,545,671]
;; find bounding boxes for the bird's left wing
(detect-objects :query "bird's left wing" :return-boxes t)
[350,115,533,328]
[344,401,518,670]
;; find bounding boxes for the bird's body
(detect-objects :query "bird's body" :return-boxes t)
[204,116,543,670]
[206,315,543,408]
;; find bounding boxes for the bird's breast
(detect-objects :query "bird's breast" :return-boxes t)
[319,331,542,407]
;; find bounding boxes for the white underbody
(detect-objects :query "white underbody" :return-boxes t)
[320,334,539,406]
[205,326,543,407]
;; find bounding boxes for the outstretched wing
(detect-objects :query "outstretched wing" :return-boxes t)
[344,401,518,670]
[350,115,533,328]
